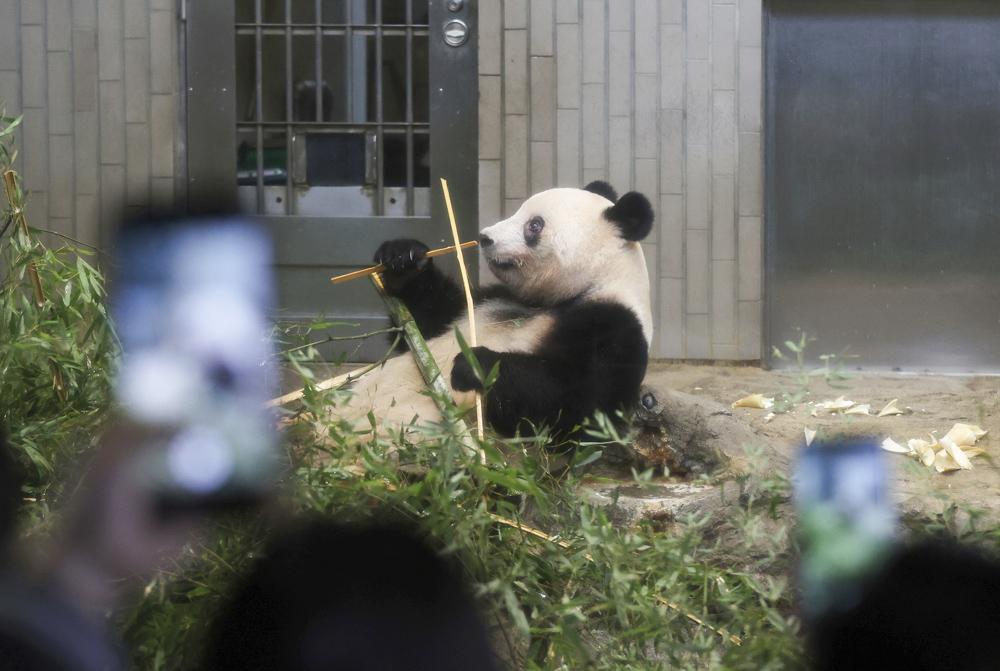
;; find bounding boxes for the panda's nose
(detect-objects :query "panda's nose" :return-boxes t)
[479,234,494,248]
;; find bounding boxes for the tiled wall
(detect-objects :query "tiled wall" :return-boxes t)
[0,0,180,250]
[478,0,764,360]
[0,0,764,361]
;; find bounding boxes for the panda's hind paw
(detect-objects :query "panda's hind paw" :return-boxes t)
[373,238,430,275]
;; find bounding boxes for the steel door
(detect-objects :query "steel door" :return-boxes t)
[186,0,478,360]
[765,0,1000,372]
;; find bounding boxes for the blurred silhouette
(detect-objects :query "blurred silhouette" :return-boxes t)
[206,519,500,671]
[811,541,1000,671]
[797,435,1000,670]
[0,424,123,670]
[0,424,21,559]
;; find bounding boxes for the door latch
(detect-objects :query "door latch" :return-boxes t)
[442,19,469,47]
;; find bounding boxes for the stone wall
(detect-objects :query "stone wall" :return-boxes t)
[478,0,764,360]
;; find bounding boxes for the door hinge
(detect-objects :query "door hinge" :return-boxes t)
[179,0,187,23]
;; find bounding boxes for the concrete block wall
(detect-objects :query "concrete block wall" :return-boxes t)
[0,0,180,250]
[478,0,764,360]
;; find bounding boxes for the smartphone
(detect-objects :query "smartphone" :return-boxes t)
[112,215,279,513]
[794,435,896,619]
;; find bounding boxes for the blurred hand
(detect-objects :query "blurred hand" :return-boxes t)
[47,420,201,614]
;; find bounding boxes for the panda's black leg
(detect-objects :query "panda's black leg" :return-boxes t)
[451,347,583,438]
[373,239,466,350]
[451,304,648,440]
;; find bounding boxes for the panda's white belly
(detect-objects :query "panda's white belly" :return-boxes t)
[334,298,555,433]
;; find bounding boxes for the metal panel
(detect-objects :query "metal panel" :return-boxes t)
[765,0,1000,372]
[185,0,237,212]
[429,0,479,273]
[189,0,478,360]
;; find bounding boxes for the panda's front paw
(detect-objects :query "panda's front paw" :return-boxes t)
[451,347,500,392]
[373,239,430,276]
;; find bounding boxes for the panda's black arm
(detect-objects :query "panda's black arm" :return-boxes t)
[374,239,467,350]
[453,304,649,438]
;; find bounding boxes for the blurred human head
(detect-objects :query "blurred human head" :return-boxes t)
[205,519,499,671]
[811,541,1000,671]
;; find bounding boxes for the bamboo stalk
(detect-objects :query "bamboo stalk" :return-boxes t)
[266,366,372,408]
[439,178,486,450]
[3,170,43,306]
[330,240,478,285]
[3,169,66,402]
[370,272,481,459]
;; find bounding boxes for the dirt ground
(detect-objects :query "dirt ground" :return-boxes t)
[283,360,1000,520]
[644,363,1000,519]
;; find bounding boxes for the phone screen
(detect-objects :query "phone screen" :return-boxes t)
[794,436,896,619]
[112,216,279,512]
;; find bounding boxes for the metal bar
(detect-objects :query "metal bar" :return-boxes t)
[375,0,384,215]
[284,0,292,215]
[345,0,354,123]
[237,121,429,129]
[315,0,322,121]
[235,24,428,30]
[405,0,414,216]
[255,0,264,214]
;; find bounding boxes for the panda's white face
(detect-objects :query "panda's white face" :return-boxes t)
[479,187,632,304]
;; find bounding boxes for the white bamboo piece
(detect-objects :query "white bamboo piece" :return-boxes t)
[439,178,486,449]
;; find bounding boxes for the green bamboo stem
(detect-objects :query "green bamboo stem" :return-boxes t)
[3,168,66,402]
[370,272,481,459]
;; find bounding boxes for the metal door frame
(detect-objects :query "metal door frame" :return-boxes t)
[185,1,478,347]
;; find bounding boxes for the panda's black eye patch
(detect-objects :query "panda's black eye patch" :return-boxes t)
[524,216,545,247]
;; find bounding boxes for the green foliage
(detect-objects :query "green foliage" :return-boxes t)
[770,330,854,414]
[119,334,806,669]
[0,110,117,516]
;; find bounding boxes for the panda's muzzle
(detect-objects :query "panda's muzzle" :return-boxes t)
[487,256,520,271]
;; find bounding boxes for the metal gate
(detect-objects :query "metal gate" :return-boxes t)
[186,0,478,360]
[765,0,1000,372]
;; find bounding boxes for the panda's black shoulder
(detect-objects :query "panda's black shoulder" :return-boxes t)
[544,301,647,356]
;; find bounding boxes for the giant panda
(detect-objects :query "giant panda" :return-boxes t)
[337,181,654,440]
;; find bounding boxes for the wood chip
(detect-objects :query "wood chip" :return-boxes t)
[877,399,905,417]
[881,437,910,454]
[731,393,774,410]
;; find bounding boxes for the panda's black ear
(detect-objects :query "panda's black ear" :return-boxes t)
[583,181,618,203]
[605,192,654,241]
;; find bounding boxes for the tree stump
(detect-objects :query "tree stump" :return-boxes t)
[605,385,761,477]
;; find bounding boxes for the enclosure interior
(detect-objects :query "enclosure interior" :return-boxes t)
[765,0,1000,372]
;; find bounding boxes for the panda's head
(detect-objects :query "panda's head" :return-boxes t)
[479,182,654,326]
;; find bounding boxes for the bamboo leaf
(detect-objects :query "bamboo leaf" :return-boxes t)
[0,114,23,137]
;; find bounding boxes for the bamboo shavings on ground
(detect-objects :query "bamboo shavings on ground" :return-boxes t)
[880,423,989,473]
[810,396,856,415]
[878,399,905,417]
[731,393,774,410]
